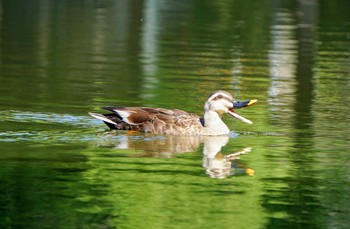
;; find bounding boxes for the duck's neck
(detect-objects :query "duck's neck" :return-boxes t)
[203,110,230,135]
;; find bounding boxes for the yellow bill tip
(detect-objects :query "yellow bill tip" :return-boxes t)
[248,99,258,106]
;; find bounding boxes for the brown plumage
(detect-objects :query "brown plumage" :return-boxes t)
[89,90,257,135]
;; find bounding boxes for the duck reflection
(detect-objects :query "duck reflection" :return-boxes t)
[96,132,254,179]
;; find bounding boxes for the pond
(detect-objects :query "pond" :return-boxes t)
[0,0,349,228]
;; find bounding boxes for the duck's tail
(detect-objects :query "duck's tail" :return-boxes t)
[88,112,119,129]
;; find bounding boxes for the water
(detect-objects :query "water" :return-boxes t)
[0,0,349,228]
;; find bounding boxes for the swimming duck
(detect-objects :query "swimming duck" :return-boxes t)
[89,90,257,135]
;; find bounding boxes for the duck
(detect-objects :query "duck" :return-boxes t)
[89,90,257,135]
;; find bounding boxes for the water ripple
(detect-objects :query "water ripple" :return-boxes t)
[0,110,98,127]
[0,110,101,143]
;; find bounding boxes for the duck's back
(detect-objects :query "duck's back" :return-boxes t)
[93,107,204,135]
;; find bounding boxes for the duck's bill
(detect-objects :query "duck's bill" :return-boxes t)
[228,99,257,124]
[227,109,253,124]
[233,99,258,109]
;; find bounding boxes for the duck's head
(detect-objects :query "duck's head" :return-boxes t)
[204,90,257,124]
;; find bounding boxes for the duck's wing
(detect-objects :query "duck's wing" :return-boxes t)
[97,107,202,134]
[103,107,150,125]
[141,107,202,134]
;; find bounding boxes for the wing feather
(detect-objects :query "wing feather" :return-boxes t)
[94,106,202,134]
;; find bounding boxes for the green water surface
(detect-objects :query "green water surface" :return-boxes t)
[0,0,349,228]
